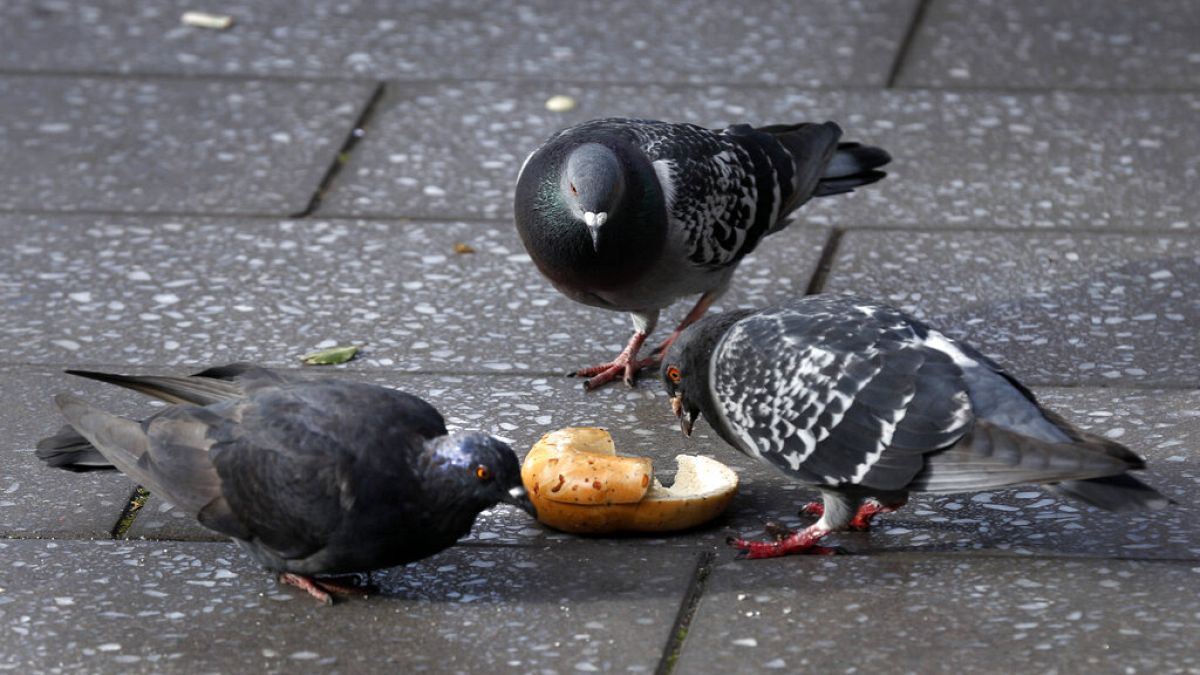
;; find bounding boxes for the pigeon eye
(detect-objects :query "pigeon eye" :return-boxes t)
[569,182,578,196]
[666,366,682,383]
[475,465,492,481]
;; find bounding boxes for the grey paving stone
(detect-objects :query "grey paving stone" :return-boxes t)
[898,0,1200,91]
[0,214,827,370]
[0,74,371,214]
[323,82,1200,231]
[0,538,697,674]
[676,554,1200,674]
[0,0,916,86]
[0,366,148,539]
[122,372,1200,560]
[827,229,1200,386]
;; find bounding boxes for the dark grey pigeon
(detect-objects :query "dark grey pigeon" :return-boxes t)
[661,295,1170,559]
[40,366,536,603]
[515,117,890,390]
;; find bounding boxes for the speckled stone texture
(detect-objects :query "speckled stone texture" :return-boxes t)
[0,75,371,214]
[0,0,917,86]
[0,367,138,538]
[0,539,699,673]
[322,83,1200,231]
[827,230,1200,386]
[676,555,1200,674]
[0,214,828,370]
[4,0,1200,672]
[898,0,1200,90]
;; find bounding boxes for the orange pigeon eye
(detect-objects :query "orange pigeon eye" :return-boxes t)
[475,466,492,481]
[666,366,682,383]
[569,182,578,196]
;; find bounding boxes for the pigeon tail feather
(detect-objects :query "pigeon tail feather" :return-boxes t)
[64,368,244,406]
[1050,474,1173,512]
[912,420,1168,512]
[814,142,891,197]
[35,424,111,472]
[38,365,266,471]
[52,394,167,495]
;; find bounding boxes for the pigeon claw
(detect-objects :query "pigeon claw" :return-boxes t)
[725,524,835,559]
[800,502,825,518]
[278,572,372,605]
[573,331,658,391]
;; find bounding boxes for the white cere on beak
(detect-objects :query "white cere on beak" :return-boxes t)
[508,486,528,499]
[583,211,607,227]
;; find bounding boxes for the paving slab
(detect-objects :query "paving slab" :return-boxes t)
[0,366,153,539]
[323,82,1200,231]
[0,538,698,674]
[827,229,1200,387]
[0,0,916,86]
[0,214,827,370]
[0,74,371,215]
[112,371,1200,560]
[898,0,1200,91]
[676,554,1200,674]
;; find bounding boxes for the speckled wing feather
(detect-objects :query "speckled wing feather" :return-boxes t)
[541,118,841,269]
[708,297,974,491]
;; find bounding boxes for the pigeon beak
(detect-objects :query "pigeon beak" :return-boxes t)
[503,484,538,518]
[583,211,607,251]
[671,395,695,437]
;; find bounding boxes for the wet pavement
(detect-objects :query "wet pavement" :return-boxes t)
[1,1,1198,673]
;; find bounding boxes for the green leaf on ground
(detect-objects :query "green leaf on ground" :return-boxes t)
[300,344,361,365]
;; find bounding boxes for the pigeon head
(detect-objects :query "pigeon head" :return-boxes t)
[561,143,625,250]
[662,310,754,436]
[432,431,536,518]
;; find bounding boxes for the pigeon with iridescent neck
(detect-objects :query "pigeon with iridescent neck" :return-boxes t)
[514,117,890,390]
[38,365,536,603]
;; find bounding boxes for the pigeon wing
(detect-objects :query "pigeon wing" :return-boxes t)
[208,382,448,561]
[708,298,974,491]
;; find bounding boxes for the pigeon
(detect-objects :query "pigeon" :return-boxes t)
[514,117,890,390]
[660,295,1170,559]
[39,365,536,603]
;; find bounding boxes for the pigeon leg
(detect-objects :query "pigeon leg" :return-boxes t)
[800,496,907,531]
[278,572,371,605]
[650,289,725,357]
[572,331,654,390]
[574,311,661,390]
[727,523,837,559]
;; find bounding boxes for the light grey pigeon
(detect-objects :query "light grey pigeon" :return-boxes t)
[39,365,536,603]
[514,117,890,390]
[660,295,1170,558]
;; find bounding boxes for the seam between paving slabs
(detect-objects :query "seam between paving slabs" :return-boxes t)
[884,0,930,88]
[803,227,845,296]
[292,81,388,218]
[656,551,715,675]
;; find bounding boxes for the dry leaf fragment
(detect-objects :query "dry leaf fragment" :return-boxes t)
[453,243,476,254]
